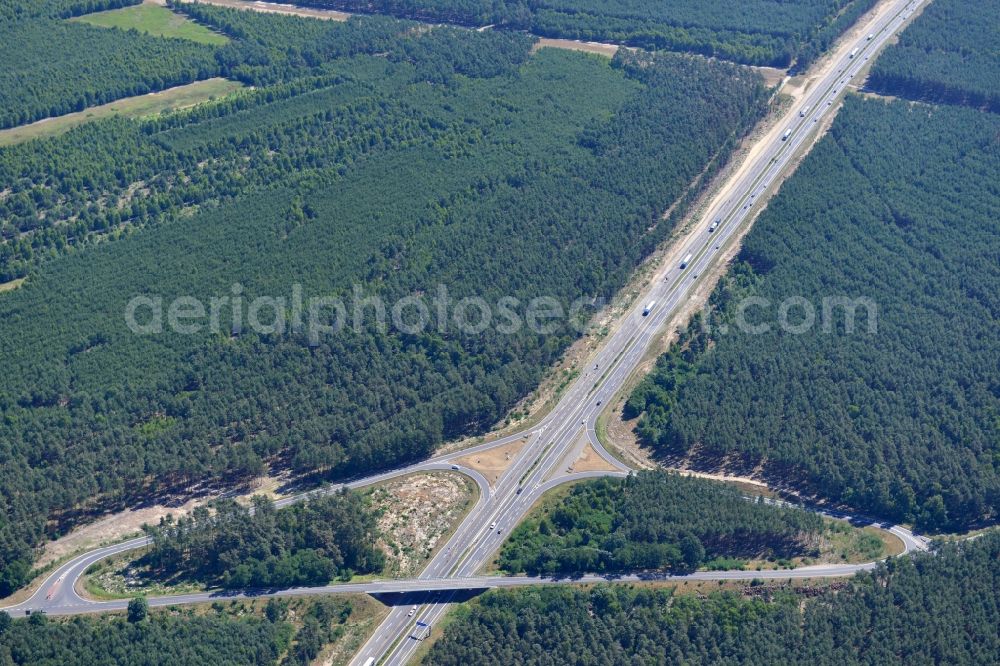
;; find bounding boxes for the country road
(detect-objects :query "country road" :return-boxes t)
[0,2,933,666]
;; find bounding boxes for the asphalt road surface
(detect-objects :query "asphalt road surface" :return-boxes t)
[351,1,930,662]
[0,4,931,666]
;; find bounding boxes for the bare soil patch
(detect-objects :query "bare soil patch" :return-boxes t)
[455,439,527,485]
[369,472,476,577]
[0,277,25,293]
[37,474,286,570]
[533,38,618,58]
[174,0,350,21]
[749,66,787,87]
[569,441,619,474]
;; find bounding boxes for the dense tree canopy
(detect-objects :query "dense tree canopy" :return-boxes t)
[0,0,140,21]
[427,532,1000,665]
[272,0,879,67]
[869,0,1000,112]
[0,595,364,666]
[141,492,384,588]
[0,10,220,129]
[0,6,769,595]
[499,471,823,575]
[0,610,289,666]
[628,96,1000,532]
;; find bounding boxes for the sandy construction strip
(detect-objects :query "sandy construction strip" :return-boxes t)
[173,0,350,21]
[532,38,619,58]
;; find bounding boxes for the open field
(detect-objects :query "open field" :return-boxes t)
[569,441,620,474]
[0,78,243,146]
[73,2,229,45]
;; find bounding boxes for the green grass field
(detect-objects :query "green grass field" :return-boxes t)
[73,3,229,45]
[0,78,244,146]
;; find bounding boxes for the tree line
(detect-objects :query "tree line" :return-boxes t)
[868,0,1000,112]
[0,8,535,280]
[426,531,1000,665]
[0,608,286,666]
[627,96,1000,532]
[141,492,384,588]
[0,11,769,595]
[0,594,363,665]
[272,0,879,67]
[498,471,823,575]
[0,11,220,129]
[0,0,141,21]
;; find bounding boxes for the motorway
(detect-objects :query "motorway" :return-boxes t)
[353,0,930,662]
[0,1,930,663]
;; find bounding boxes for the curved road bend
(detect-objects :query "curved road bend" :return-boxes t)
[0,5,931,666]
[356,0,930,662]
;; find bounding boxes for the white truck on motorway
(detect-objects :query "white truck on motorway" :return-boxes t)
[642,301,655,316]
[849,47,859,58]
[782,128,792,141]
[799,105,809,117]
[708,218,719,232]
[679,253,693,269]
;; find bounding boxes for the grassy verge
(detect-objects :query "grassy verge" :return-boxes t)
[492,476,895,577]
[72,3,229,45]
[81,546,210,600]
[80,471,479,599]
[745,520,894,571]
[171,594,388,666]
[407,599,471,664]
[0,78,244,146]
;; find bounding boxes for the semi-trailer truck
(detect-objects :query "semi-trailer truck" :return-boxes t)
[680,253,693,269]
[849,47,859,58]
[782,128,792,141]
[642,301,655,316]
[800,105,810,117]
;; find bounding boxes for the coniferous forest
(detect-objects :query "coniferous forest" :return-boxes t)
[426,532,1000,665]
[141,492,385,588]
[0,595,367,665]
[0,0,220,129]
[0,2,769,594]
[498,471,823,575]
[868,0,1000,112]
[627,96,1000,532]
[271,0,880,67]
